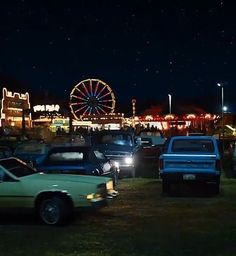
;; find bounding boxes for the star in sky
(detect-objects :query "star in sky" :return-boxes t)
[0,0,235,115]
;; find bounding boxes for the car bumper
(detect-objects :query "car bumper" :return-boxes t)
[119,165,135,177]
[91,198,108,208]
[160,172,221,183]
[77,191,118,210]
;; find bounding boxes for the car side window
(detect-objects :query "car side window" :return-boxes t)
[48,152,84,162]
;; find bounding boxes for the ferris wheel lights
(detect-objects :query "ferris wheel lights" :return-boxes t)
[70,78,115,118]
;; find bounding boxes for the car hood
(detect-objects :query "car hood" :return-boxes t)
[24,172,111,185]
[95,144,134,154]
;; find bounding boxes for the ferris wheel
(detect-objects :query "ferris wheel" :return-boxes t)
[69,78,116,119]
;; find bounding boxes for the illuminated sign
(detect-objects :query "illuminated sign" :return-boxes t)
[33,104,60,112]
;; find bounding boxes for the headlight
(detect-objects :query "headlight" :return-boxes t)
[102,162,111,172]
[113,161,119,168]
[86,193,95,200]
[125,157,133,165]
[106,180,114,190]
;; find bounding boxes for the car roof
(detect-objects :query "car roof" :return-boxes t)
[171,135,215,140]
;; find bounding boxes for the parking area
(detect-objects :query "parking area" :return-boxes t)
[1,175,236,256]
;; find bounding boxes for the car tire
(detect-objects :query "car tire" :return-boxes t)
[162,180,170,194]
[211,183,220,195]
[38,197,71,226]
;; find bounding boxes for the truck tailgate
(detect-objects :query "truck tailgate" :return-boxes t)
[162,153,217,173]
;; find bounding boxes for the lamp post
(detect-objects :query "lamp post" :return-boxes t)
[168,94,172,114]
[131,99,136,128]
[217,83,224,152]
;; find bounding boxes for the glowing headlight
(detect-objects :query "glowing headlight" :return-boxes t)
[106,180,114,190]
[113,161,119,168]
[125,157,133,165]
[86,193,95,200]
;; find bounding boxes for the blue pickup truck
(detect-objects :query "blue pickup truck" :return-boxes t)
[159,136,222,194]
[90,130,140,178]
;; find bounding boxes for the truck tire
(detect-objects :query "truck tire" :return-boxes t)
[162,180,171,194]
[211,183,220,195]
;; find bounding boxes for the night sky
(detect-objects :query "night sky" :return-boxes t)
[0,0,235,115]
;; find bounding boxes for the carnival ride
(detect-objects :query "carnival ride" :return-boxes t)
[69,78,116,119]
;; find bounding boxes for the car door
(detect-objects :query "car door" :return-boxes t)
[0,169,31,208]
[38,150,88,174]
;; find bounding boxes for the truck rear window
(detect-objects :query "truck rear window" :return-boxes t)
[172,139,214,153]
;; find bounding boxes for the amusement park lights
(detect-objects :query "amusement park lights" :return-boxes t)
[69,78,116,119]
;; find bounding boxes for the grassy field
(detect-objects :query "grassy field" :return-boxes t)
[1,167,236,256]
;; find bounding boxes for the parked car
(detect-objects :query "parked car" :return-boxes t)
[90,130,140,178]
[13,140,51,166]
[35,146,120,186]
[138,130,166,146]
[136,137,163,160]
[0,135,27,151]
[0,145,13,159]
[50,134,87,147]
[0,157,116,225]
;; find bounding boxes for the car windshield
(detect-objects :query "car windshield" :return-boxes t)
[93,134,133,146]
[0,158,37,177]
[141,138,153,146]
[172,139,214,153]
[51,135,86,146]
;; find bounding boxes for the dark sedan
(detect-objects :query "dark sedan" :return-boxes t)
[0,145,13,159]
[35,146,120,186]
[13,140,51,166]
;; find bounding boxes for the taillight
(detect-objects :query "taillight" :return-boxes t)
[159,159,163,170]
[215,159,221,171]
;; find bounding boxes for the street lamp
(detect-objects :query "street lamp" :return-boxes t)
[217,83,224,152]
[223,106,228,112]
[168,94,172,114]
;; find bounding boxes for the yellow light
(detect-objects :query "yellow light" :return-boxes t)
[86,193,95,200]
[106,180,114,190]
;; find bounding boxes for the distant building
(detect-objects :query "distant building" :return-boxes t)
[0,87,31,130]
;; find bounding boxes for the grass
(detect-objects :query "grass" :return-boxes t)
[1,165,236,256]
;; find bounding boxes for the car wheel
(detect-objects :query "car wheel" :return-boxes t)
[211,183,220,195]
[38,197,71,226]
[162,180,170,194]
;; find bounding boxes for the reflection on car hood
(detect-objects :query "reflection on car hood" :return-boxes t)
[25,172,111,185]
